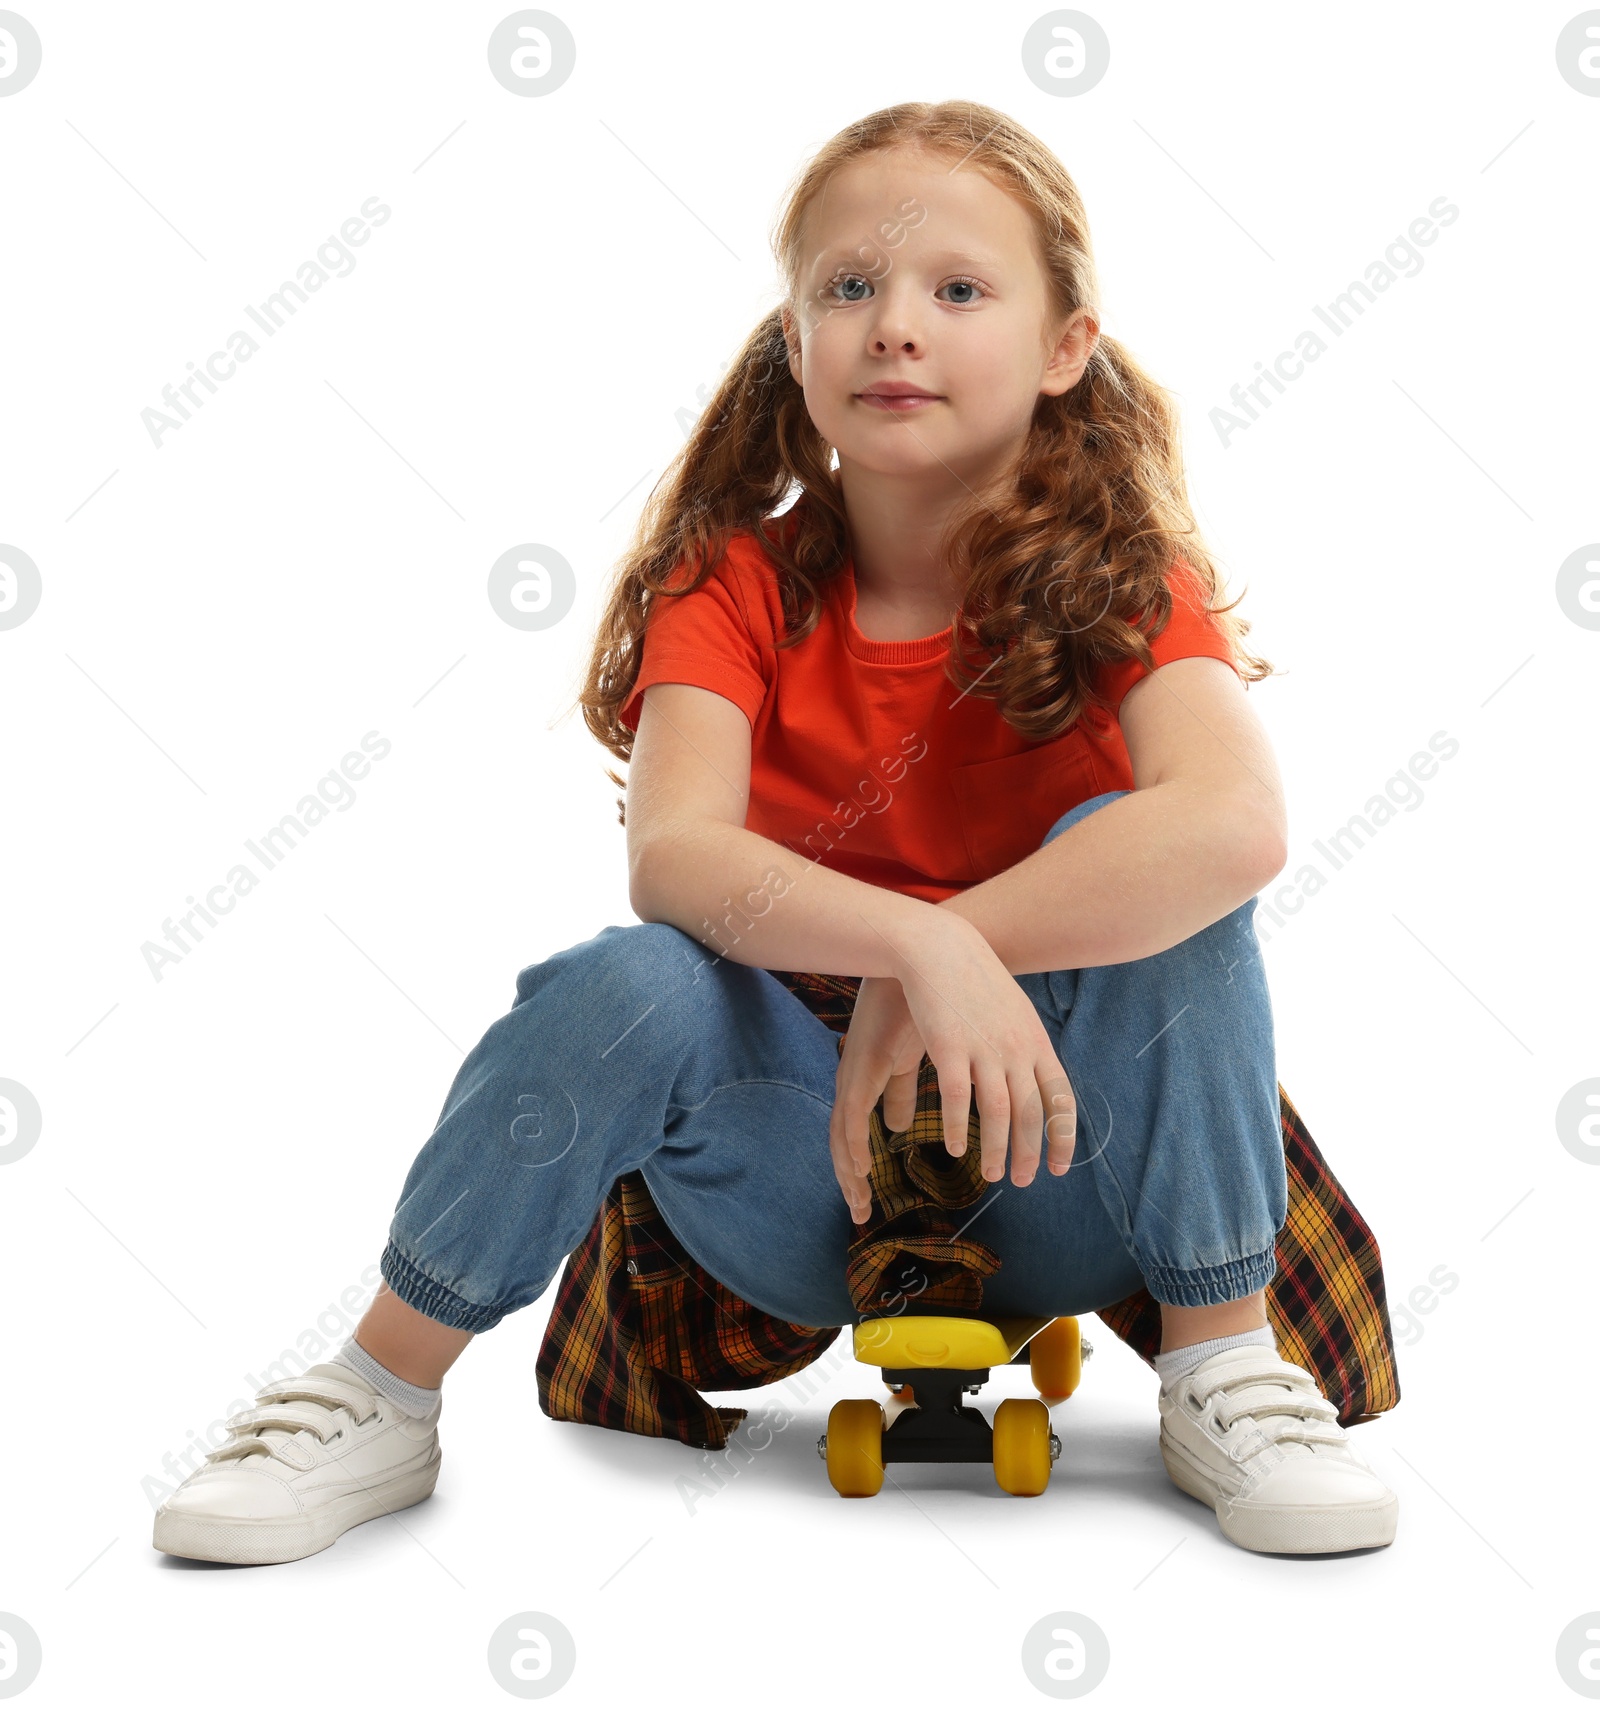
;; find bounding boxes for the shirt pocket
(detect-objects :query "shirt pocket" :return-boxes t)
[948,730,1102,884]
[619,1174,693,1287]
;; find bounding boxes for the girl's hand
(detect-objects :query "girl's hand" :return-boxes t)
[830,915,1078,1225]
[828,974,927,1223]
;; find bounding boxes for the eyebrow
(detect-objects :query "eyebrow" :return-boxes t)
[811,247,1010,272]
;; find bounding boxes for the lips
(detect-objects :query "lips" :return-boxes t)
[857,384,944,413]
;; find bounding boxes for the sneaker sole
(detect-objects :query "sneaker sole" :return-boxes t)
[1161,1436,1397,1554]
[152,1445,442,1566]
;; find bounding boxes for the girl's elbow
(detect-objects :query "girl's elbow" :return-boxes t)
[1246,828,1289,891]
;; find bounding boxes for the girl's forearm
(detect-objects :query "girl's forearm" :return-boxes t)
[936,782,1281,976]
[629,818,951,978]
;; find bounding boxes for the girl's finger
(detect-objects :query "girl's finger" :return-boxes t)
[830,1065,878,1220]
[971,1054,1011,1184]
[1006,1064,1044,1187]
[1039,1066,1077,1175]
[829,1120,870,1221]
[833,1058,878,1175]
[827,1089,859,1197]
[882,1065,920,1134]
[845,1082,877,1179]
[930,1048,972,1160]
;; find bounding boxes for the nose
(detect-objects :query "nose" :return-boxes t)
[866,283,923,355]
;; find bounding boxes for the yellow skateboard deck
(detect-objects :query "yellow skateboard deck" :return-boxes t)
[852,1314,1056,1371]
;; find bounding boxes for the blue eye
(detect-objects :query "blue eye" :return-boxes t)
[827,271,872,303]
[822,272,988,305]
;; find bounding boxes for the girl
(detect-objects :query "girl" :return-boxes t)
[154,100,1397,1565]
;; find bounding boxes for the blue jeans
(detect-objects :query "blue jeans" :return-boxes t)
[379,791,1288,1333]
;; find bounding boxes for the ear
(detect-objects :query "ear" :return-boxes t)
[1040,306,1099,398]
[780,303,804,388]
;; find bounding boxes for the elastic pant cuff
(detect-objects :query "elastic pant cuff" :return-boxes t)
[1140,1242,1278,1308]
[380,1240,510,1334]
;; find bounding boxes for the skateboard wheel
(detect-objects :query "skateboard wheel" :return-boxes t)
[1030,1315,1083,1402]
[992,1397,1052,1496]
[824,1399,886,1497]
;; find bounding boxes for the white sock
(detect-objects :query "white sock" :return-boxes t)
[330,1336,442,1418]
[1152,1323,1277,1394]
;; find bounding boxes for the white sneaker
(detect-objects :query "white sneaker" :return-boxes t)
[1158,1343,1398,1554]
[152,1362,442,1565]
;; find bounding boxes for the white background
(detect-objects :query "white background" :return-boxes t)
[2,1,1596,1704]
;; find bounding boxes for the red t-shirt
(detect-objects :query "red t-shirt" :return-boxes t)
[619,530,1239,903]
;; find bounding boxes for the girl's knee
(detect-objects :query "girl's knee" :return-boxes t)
[1150,893,1264,992]
[1042,789,1131,848]
[513,920,704,1010]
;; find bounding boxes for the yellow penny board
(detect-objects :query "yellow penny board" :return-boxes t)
[852,1314,1055,1371]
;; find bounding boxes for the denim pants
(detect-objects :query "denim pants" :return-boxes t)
[379,790,1288,1334]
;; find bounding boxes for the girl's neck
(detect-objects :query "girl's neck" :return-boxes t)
[836,468,965,630]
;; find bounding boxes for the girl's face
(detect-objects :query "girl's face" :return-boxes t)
[783,146,1095,489]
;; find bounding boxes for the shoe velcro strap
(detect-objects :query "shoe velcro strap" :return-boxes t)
[205,1400,343,1454]
[255,1376,378,1422]
[1192,1357,1324,1406]
[1223,1411,1349,1453]
[203,1403,337,1471]
[1273,1419,1349,1447]
[1215,1391,1339,1431]
[1210,1373,1338,1416]
[1239,1416,1349,1451]
[206,1433,316,1468]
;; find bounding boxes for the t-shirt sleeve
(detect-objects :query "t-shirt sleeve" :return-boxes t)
[1094,558,1241,716]
[618,551,770,734]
